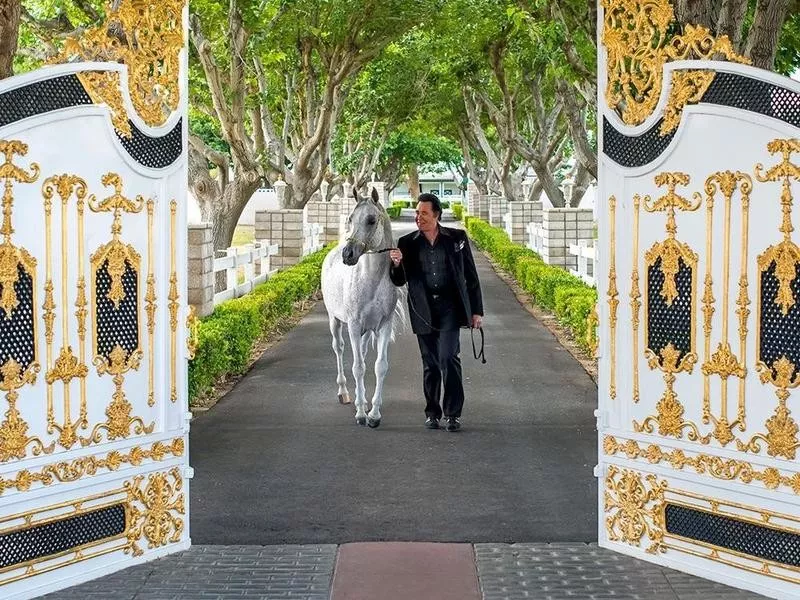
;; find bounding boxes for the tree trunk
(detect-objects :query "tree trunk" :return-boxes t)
[0,0,21,80]
[674,0,716,31]
[531,161,565,207]
[407,164,420,199]
[531,180,543,203]
[744,0,789,69]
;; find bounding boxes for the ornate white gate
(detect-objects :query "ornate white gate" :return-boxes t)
[0,2,191,599]
[597,2,800,598]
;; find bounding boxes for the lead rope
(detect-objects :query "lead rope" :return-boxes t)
[363,246,486,363]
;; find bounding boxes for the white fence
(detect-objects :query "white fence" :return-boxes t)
[214,240,280,305]
[569,240,595,286]
[526,222,545,255]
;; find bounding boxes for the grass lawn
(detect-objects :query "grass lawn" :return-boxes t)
[232,225,255,246]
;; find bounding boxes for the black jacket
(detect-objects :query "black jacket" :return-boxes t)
[390,226,484,334]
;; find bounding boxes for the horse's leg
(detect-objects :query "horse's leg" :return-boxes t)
[367,319,393,428]
[330,316,350,404]
[347,323,368,426]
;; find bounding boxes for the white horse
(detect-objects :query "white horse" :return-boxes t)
[321,187,407,428]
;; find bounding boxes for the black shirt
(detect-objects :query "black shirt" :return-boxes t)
[418,232,451,295]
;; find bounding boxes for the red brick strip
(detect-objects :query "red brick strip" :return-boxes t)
[330,542,481,600]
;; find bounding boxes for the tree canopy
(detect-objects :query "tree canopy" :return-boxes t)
[3,0,799,247]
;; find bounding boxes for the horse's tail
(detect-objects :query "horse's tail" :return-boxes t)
[390,286,410,342]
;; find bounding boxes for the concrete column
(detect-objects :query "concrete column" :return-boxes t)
[506,201,543,245]
[320,180,329,202]
[541,207,594,270]
[274,178,287,207]
[488,195,508,226]
[304,200,342,244]
[187,223,214,317]
[255,209,304,269]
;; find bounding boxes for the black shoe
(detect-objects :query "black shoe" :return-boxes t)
[445,417,461,432]
[425,417,439,429]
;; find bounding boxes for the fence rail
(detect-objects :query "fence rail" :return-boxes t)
[303,222,322,255]
[526,222,545,255]
[569,240,596,286]
[214,240,280,305]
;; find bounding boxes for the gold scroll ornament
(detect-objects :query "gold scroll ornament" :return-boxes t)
[604,465,667,554]
[607,196,619,399]
[634,173,702,440]
[54,0,185,135]
[739,139,800,460]
[602,0,749,133]
[0,140,53,462]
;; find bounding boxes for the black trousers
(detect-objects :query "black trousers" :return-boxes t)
[417,295,464,420]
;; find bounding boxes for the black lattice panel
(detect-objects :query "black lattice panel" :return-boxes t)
[758,261,800,379]
[665,503,800,568]
[95,260,140,360]
[602,72,798,168]
[0,504,126,569]
[602,117,676,168]
[0,265,36,379]
[647,256,693,364]
[0,75,92,129]
[118,118,183,169]
[703,72,800,129]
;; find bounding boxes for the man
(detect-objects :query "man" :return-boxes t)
[389,193,483,432]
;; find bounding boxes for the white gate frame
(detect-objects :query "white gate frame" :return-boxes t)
[0,3,191,599]
[596,5,800,597]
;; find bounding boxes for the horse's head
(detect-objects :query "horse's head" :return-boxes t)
[342,187,390,266]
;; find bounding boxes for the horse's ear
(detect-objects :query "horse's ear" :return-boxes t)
[371,187,379,204]
[353,187,359,202]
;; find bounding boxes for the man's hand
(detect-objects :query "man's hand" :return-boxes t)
[471,315,483,329]
[389,249,403,266]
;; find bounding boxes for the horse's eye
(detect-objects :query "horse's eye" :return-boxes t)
[366,216,376,226]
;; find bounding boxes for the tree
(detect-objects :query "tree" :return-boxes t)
[189,0,443,251]
[0,0,21,79]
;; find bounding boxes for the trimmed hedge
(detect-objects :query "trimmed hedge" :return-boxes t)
[452,203,464,221]
[464,218,597,351]
[387,205,401,219]
[188,244,335,402]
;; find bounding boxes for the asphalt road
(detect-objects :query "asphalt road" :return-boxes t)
[188,215,598,545]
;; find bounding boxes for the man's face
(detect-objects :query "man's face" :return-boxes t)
[415,201,438,232]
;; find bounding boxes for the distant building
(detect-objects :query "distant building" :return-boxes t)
[391,168,463,199]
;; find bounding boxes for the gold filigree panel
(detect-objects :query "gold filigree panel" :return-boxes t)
[0,468,184,585]
[0,439,184,496]
[604,436,800,495]
[635,173,702,440]
[55,1,185,132]
[741,139,800,460]
[0,141,51,463]
[698,172,752,447]
[604,465,667,554]
[601,0,749,129]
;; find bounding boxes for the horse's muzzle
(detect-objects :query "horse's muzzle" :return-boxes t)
[341,243,361,266]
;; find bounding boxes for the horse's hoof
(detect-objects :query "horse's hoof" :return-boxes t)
[356,416,367,426]
[339,393,352,404]
[367,417,381,428]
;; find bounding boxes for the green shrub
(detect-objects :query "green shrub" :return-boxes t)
[463,217,597,351]
[188,244,334,402]
[452,203,463,221]
[440,201,450,209]
[387,205,402,219]
[392,199,411,208]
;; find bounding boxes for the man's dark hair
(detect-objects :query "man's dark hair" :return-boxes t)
[417,192,442,220]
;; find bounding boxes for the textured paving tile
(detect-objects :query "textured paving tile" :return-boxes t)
[474,543,769,600]
[40,545,337,600]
